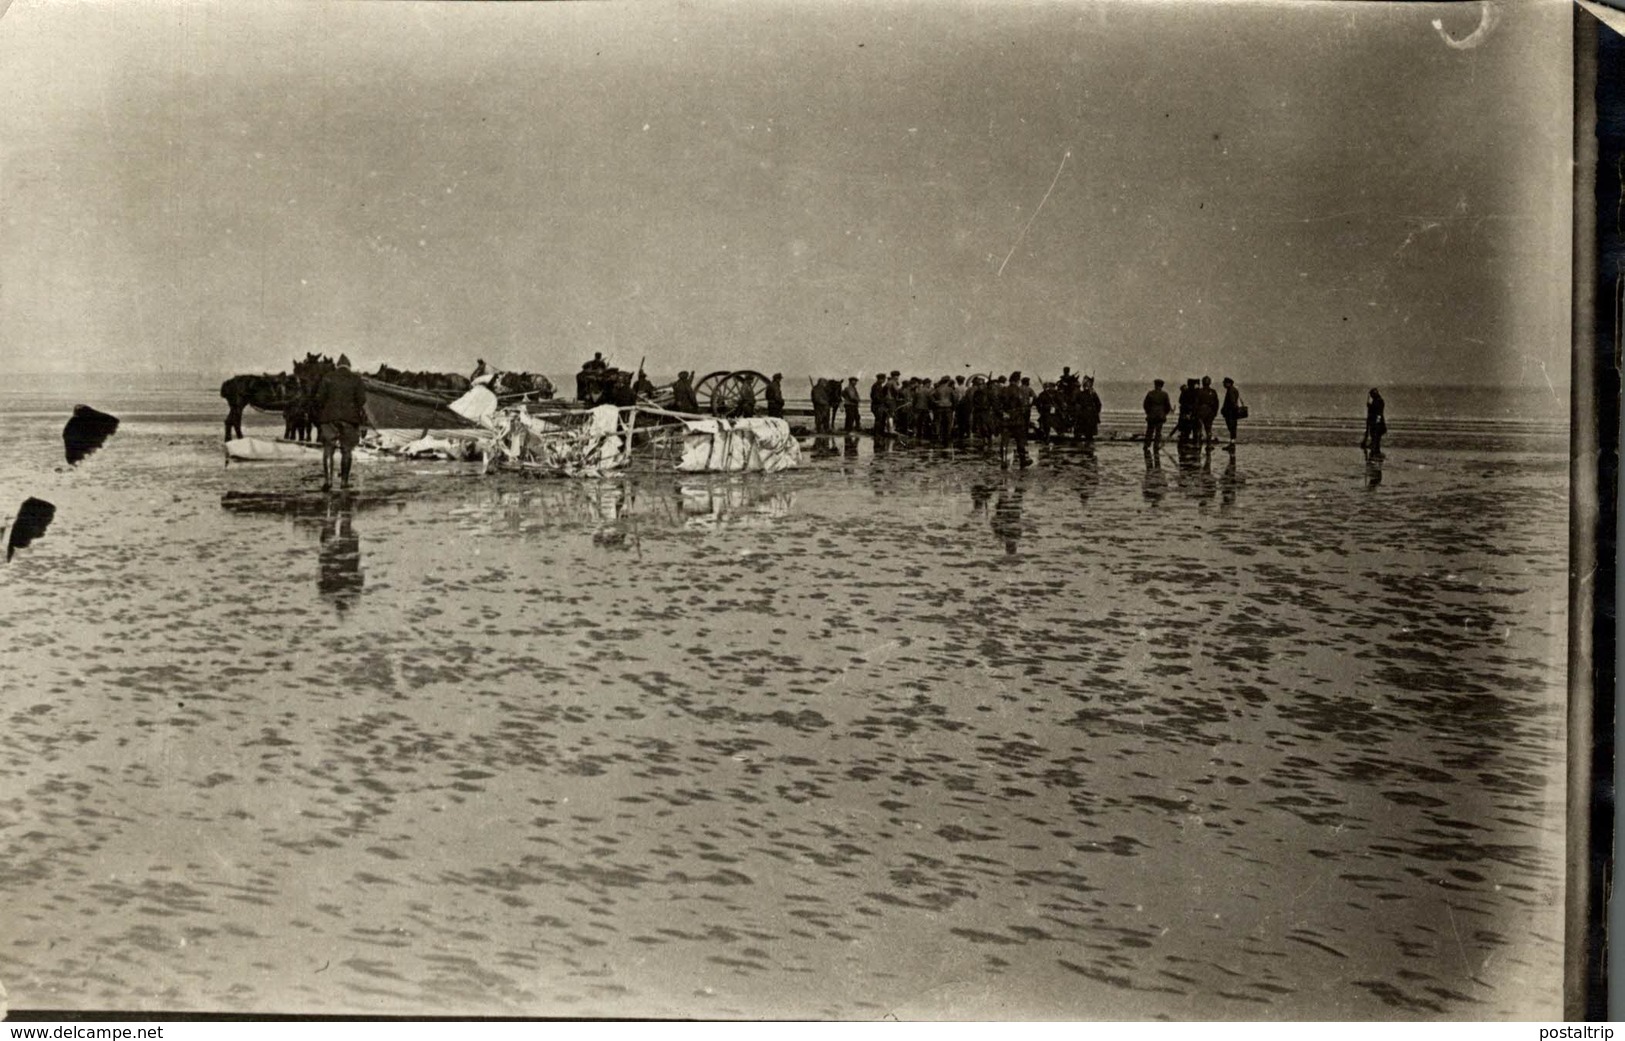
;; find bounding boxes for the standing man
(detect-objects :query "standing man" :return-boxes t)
[810,378,830,432]
[1143,378,1172,451]
[886,372,904,435]
[912,378,933,440]
[735,374,758,418]
[842,377,862,432]
[1004,371,1033,468]
[315,353,368,492]
[1035,381,1057,441]
[1196,376,1220,443]
[767,373,787,419]
[672,371,699,413]
[1177,379,1199,443]
[870,373,890,436]
[931,376,956,443]
[1078,376,1102,443]
[1221,377,1245,447]
[1362,388,1387,455]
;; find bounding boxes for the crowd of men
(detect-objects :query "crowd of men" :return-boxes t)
[570,354,1256,466]
[861,368,1101,450]
[1140,375,1246,450]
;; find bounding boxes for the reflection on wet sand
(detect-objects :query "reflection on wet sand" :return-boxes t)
[1071,444,1101,510]
[1142,450,1168,505]
[990,479,1026,555]
[1174,442,1205,505]
[0,436,1556,1019]
[1365,448,1385,488]
[970,479,994,515]
[219,490,377,612]
[219,488,404,525]
[438,476,799,539]
[318,498,363,612]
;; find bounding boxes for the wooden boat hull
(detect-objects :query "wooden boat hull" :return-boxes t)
[362,378,480,430]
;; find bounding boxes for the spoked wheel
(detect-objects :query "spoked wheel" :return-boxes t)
[694,370,770,416]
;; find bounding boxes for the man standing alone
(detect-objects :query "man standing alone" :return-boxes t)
[315,353,368,492]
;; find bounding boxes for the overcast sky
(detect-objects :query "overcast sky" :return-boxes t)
[0,0,1571,384]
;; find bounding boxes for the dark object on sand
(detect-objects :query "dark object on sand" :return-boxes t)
[6,497,56,561]
[63,405,121,465]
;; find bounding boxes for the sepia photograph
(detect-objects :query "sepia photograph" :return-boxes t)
[0,0,1585,1021]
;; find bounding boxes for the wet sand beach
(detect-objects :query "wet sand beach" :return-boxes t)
[0,412,1568,1019]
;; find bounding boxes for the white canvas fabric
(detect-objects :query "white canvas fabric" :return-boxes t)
[448,384,501,427]
[678,416,801,472]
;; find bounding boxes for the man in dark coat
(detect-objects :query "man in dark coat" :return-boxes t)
[315,353,368,492]
[842,377,861,432]
[809,378,830,432]
[1220,377,1244,447]
[576,351,609,403]
[1143,378,1172,451]
[1035,381,1057,441]
[870,373,890,436]
[672,371,699,413]
[1195,376,1221,443]
[1177,379,1199,443]
[1002,371,1032,467]
[1078,376,1102,442]
[734,374,758,418]
[767,374,787,419]
[930,376,955,443]
[1362,387,1387,455]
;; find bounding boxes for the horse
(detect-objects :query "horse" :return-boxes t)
[488,372,553,399]
[284,355,337,441]
[220,374,294,441]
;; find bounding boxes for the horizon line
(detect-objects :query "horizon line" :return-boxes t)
[5,369,1577,391]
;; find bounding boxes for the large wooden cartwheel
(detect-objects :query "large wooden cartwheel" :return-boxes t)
[693,370,771,416]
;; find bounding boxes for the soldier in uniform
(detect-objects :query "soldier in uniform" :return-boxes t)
[1221,377,1244,447]
[767,374,787,419]
[1362,387,1387,456]
[314,353,368,492]
[1177,378,1199,443]
[1143,378,1172,450]
[842,377,862,432]
[892,378,913,437]
[809,378,830,432]
[1195,376,1221,443]
[1035,381,1057,441]
[1078,376,1102,442]
[930,376,955,443]
[1002,371,1033,468]
[672,371,699,413]
[735,374,758,418]
[870,373,890,436]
